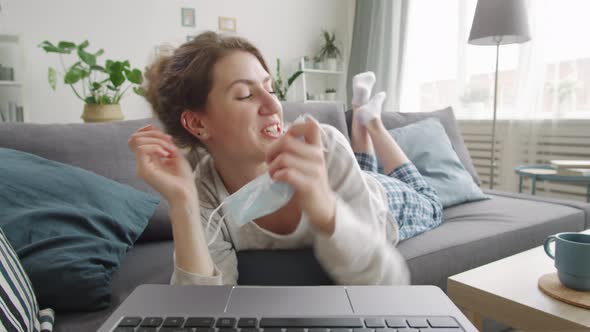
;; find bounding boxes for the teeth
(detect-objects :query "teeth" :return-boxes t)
[264,124,279,135]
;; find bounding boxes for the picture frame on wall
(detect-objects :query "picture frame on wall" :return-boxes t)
[181,8,195,27]
[218,16,237,32]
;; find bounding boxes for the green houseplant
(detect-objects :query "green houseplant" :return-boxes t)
[38,40,144,122]
[316,30,342,71]
[273,58,303,101]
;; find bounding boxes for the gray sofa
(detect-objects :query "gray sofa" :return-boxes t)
[1,102,588,332]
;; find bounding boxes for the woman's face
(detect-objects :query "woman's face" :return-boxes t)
[203,51,283,164]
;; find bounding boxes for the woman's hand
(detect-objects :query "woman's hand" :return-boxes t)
[128,124,196,202]
[266,120,336,235]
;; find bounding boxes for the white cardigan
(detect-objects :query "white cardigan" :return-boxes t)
[171,124,410,286]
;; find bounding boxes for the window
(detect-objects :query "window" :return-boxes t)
[400,0,590,120]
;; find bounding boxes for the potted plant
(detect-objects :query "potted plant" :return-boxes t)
[273,58,303,101]
[325,88,337,101]
[316,30,342,71]
[39,40,144,123]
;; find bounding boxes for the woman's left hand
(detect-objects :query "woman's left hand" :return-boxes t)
[266,120,336,235]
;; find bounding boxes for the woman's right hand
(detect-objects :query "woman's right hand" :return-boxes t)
[128,124,196,202]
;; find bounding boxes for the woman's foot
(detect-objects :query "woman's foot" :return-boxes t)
[351,72,376,107]
[355,91,386,126]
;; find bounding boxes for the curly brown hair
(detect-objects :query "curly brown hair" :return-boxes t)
[144,31,270,150]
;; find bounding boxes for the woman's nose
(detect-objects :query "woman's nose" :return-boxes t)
[258,90,281,116]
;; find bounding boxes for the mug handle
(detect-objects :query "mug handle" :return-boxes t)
[544,235,557,259]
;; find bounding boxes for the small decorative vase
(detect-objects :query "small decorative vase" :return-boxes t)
[326,58,338,71]
[326,92,336,101]
[81,104,124,123]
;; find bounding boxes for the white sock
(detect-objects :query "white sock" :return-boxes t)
[351,71,376,107]
[355,91,386,125]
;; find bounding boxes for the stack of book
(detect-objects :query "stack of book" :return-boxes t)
[550,160,590,176]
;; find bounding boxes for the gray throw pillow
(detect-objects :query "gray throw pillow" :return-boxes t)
[345,106,481,185]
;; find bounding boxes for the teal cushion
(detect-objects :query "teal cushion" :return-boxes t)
[0,148,159,312]
[387,118,489,207]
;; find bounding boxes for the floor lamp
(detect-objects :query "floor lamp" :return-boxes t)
[468,0,531,189]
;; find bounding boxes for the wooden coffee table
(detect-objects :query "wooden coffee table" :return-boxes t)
[447,239,590,331]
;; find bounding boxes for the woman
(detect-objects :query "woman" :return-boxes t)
[128,31,442,286]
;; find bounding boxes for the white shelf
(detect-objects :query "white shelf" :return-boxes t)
[301,68,343,75]
[0,34,26,122]
[299,57,346,105]
[0,81,22,87]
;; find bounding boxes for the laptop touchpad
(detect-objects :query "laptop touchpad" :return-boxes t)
[226,286,353,315]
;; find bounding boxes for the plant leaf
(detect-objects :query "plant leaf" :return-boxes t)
[287,70,303,87]
[94,49,104,57]
[125,68,143,84]
[110,71,125,87]
[91,82,102,91]
[38,41,69,54]
[48,67,57,90]
[90,65,105,72]
[78,40,89,49]
[64,68,83,84]
[100,95,112,104]
[107,84,118,91]
[77,48,96,66]
[57,41,76,52]
[85,96,97,104]
[79,68,91,79]
[133,86,145,96]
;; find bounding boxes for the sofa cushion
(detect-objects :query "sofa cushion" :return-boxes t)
[51,241,174,332]
[283,102,348,139]
[0,118,171,243]
[0,148,159,311]
[387,118,488,207]
[399,191,587,290]
[345,107,481,185]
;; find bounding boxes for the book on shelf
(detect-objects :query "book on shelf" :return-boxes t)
[550,160,590,169]
[0,102,24,122]
[556,168,590,176]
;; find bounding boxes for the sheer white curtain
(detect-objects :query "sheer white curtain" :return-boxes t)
[400,0,590,198]
[347,0,408,111]
[401,0,590,120]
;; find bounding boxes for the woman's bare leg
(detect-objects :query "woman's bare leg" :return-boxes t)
[356,92,409,174]
[351,105,375,154]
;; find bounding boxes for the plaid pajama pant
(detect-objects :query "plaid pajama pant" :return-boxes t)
[354,152,443,241]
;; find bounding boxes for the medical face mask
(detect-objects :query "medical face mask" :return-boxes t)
[204,114,326,246]
[205,172,295,244]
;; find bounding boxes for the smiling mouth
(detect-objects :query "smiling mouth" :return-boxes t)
[261,123,281,138]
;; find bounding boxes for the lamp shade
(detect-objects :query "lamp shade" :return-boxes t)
[468,0,531,45]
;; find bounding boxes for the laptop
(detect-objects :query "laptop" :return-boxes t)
[98,285,477,332]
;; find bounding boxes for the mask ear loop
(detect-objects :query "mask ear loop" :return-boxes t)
[205,202,225,242]
[207,213,226,246]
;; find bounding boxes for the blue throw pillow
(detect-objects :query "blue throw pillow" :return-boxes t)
[0,148,159,312]
[387,118,489,207]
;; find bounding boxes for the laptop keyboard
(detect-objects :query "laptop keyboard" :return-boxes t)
[113,316,464,332]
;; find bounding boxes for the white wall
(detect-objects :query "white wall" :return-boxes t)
[0,0,354,123]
